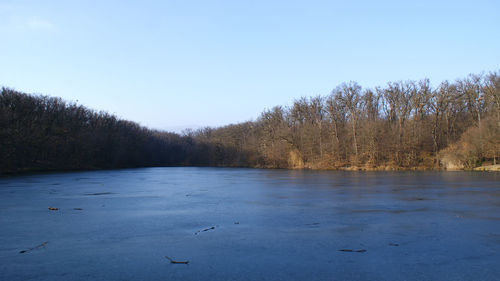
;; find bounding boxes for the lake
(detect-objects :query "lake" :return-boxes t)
[0,167,499,280]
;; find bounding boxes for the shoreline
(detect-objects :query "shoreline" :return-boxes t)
[3,164,499,177]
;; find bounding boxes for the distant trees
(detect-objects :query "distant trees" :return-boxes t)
[2,70,498,173]
[191,70,500,170]
[0,88,191,173]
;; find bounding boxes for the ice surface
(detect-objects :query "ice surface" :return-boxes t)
[0,168,499,280]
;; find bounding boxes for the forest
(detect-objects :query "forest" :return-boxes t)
[1,71,499,174]
[0,88,191,173]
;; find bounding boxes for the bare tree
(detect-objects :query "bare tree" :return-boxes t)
[337,82,362,165]
[379,81,415,165]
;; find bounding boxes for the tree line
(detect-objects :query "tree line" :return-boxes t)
[189,71,499,170]
[0,88,191,173]
[1,71,498,173]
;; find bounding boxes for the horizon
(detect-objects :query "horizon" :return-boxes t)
[1,0,499,133]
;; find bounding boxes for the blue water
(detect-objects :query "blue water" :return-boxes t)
[0,168,499,280]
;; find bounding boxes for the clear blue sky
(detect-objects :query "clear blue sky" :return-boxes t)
[1,0,499,132]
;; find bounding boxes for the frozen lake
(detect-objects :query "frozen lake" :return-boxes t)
[1,168,499,280]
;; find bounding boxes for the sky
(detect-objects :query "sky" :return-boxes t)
[1,0,499,132]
